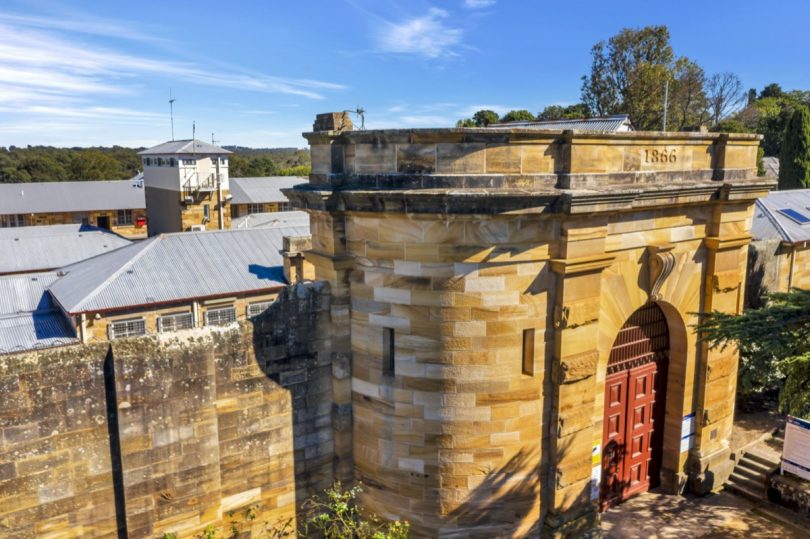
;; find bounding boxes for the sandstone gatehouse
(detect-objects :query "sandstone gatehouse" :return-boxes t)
[0,113,772,538]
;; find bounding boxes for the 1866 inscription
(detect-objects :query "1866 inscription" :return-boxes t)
[644,148,677,164]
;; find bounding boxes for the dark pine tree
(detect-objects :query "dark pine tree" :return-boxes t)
[778,106,810,190]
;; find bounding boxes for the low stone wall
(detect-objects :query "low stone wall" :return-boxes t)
[770,472,810,519]
[0,282,342,538]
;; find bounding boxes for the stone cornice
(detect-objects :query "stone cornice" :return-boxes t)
[550,253,616,276]
[285,180,770,216]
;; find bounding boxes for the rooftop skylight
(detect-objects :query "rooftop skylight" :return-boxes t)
[777,208,810,225]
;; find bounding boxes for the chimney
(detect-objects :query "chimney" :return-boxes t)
[313,112,353,133]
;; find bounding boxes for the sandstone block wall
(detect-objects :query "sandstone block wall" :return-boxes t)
[0,282,342,538]
[0,345,116,538]
[346,212,554,537]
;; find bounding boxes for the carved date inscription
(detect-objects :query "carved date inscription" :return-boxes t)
[643,148,677,164]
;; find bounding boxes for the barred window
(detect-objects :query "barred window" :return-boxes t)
[247,301,272,318]
[205,305,237,326]
[117,209,133,225]
[247,203,264,214]
[158,312,194,332]
[108,318,146,340]
[0,214,24,227]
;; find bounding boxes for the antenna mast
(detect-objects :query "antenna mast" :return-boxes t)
[169,89,176,141]
[343,106,366,130]
[192,121,196,154]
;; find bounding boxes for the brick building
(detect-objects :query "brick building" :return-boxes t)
[0,177,147,238]
[229,176,301,219]
[286,112,774,536]
[747,189,810,304]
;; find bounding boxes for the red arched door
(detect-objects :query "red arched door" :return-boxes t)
[600,303,669,510]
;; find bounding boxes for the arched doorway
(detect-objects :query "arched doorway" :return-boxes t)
[600,303,669,510]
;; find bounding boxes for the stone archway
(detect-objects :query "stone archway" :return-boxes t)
[600,303,669,510]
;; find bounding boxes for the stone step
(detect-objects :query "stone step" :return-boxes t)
[737,457,774,476]
[728,473,765,494]
[726,474,766,502]
[744,450,780,468]
[734,464,767,482]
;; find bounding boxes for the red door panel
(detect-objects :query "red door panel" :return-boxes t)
[600,303,669,510]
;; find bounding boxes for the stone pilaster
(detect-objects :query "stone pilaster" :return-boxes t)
[543,220,613,538]
[688,228,751,494]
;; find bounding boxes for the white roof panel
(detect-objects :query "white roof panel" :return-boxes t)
[0,178,145,215]
[229,177,305,205]
[0,224,132,274]
[50,225,310,313]
[753,189,810,243]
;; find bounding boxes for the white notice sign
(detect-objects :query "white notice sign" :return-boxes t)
[782,416,810,481]
[680,412,696,453]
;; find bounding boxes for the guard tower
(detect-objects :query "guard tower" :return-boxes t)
[288,113,774,537]
[138,140,232,235]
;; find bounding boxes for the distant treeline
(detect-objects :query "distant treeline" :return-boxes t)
[0,145,311,183]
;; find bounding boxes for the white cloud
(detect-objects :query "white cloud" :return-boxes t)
[463,0,496,8]
[376,8,463,59]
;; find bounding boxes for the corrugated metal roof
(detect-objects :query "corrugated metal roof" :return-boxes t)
[752,189,810,242]
[0,224,132,275]
[0,178,145,215]
[762,156,779,178]
[490,114,633,132]
[138,139,232,155]
[0,272,59,315]
[0,312,77,355]
[50,224,310,313]
[0,271,77,355]
[230,177,305,204]
[232,211,310,230]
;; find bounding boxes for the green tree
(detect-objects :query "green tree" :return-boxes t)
[760,83,784,99]
[581,25,675,129]
[472,109,499,126]
[698,289,810,416]
[500,109,535,123]
[668,57,708,130]
[455,118,476,127]
[537,103,591,120]
[778,105,810,189]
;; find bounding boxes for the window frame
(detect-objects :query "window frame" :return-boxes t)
[116,209,133,226]
[204,305,237,326]
[108,318,146,340]
[157,311,194,333]
[247,301,273,318]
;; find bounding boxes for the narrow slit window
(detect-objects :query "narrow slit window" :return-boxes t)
[383,327,395,375]
[522,328,535,375]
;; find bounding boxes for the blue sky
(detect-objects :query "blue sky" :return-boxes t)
[1,0,808,149]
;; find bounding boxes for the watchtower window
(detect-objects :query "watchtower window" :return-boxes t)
[383,327,395,375]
